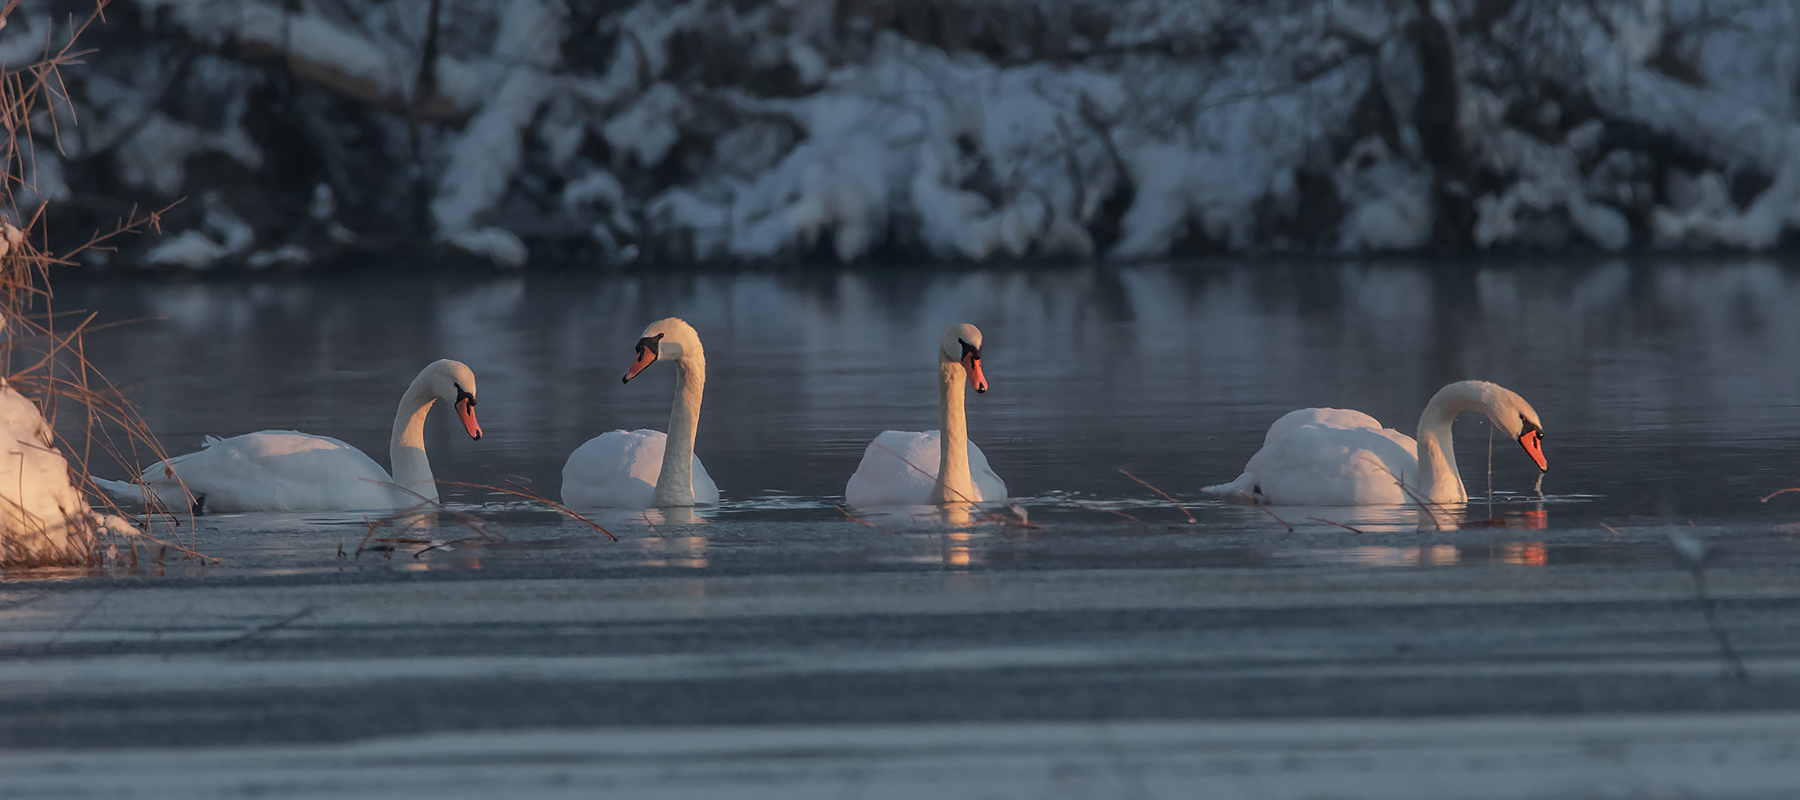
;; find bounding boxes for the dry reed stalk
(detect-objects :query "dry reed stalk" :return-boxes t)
[1759,488,1800,503]
[1117,468,1196,524]
[1246,497,1295,533]
[0,0,199,568]
[437,478,617,541]
[346,479,511,558]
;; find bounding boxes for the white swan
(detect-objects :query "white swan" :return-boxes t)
[93,359,483,513]
[561,318,719,508]
[845,323,1007,506]
[1201,380,1547,506]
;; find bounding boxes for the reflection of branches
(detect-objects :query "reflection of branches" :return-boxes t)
[1306,516,1364,534]
[353,479,504,558]
[1377,463,1450,530]
[1074,500,1147,530]
[837,503,898,534]
[1663,523,1748,683]
[438,479,616,541]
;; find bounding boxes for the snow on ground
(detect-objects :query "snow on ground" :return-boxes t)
[16,0,1800,266]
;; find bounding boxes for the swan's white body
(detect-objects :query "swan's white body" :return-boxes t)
[845,323,1008,507]
[1202,381,1546,507]
[93,360,483,513]
[561,429,719,508]
[561,318,718,508]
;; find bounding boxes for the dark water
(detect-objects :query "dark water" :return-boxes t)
[27,257,1800,578]
[65,259,1800,502]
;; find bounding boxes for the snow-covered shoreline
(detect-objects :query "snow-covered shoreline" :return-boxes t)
[29,0,1800,269]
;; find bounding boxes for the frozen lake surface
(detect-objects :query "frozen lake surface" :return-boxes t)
[8,259,1800,797]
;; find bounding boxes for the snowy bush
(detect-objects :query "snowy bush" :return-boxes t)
[0,1,183,568]
[0,385,132,567]
[27,0,1800,267]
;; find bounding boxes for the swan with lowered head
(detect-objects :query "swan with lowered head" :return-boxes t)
[93,359,483,513]
[561,317,719,508]
[845,323,1007,506]
[1201,380,1546,506]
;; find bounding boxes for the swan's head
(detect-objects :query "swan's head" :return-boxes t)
[939,323,986,393]
[1470,381,1546,473]
[419,359,482,441]
[623,317,703,383]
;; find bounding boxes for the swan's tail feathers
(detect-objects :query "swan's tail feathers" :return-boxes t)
[90,476,145,502]
[1200,473,1260,505]
[1200,475,1249,496]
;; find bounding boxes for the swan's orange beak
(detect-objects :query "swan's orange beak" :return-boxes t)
[624,347,657,383]
[962,353,987,393]
[1518,429,1546,472]
[454,396,482,441]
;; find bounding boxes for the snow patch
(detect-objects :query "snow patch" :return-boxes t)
[430,0,566,265]
[603,83,691,168]
[0,384,116,566]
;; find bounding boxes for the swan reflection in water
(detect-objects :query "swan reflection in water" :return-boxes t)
[633,534,709,569]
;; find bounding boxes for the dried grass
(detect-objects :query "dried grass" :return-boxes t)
[1117,468,1195,524]
[350,480,505,559]
[341,478,621,559]
[438,479,617,541]
[0,0,192,569]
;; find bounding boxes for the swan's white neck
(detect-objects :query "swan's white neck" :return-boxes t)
[389,379,441,507]
[1413,383,1488,505]
[932,360,975,504]
[651,351,705,507]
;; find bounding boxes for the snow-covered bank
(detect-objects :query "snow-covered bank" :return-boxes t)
[0,384,130,566]
[36,0,1800,268]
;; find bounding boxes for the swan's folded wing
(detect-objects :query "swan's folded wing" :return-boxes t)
[967,440,1007,502]
[143,431,395,512]
[845,431,942,507]
[690,454,721,505]
[1262,407,1386,445]
[561,430,665,508]
[1245,422,1418,506]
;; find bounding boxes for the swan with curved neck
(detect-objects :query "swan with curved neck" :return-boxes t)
[845,324,1006,507]
[1202,380,1546,506]
[560,318,719,508]
[93,359,483,513]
